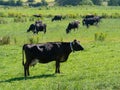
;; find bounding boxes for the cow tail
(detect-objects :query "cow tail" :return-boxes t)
[22,45,25,66]
[44,24,46,33]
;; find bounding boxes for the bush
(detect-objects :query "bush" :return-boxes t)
[0,18,8,24]
[0,35,10,45]
[111,13,120,18]
[14,17,27,23]
[13,37,17,44]
[102,13,109,18]
[27,35,40,44]
[8,12,26,18]
[0,12,6,17]
[94,32,107,41]
[65,14,78,18]
[46,14,53,18]
[29,17,35,21]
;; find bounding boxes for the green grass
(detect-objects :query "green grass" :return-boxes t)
[0,6,120,90]
[0,6,120,18]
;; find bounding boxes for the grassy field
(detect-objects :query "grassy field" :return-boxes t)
[0,6,120,90]
[0,6,120,17]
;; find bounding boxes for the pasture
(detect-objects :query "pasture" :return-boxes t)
[0,6,120,90]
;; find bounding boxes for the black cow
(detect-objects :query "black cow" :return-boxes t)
[66,20,80,34]
[27,21,46,34]
[52,15,62,22]
[33,14,42,18]
[22,39,84,78]
[84,14,95,19]
[82,16,102,28]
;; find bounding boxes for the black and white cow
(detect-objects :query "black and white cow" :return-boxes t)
[22,39,84,78]
[82,15,102,28]
[66,20,80,34]
[27,21,46,34]
[52,15,63,22]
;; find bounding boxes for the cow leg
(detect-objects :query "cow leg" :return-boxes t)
[24,65,27,78]
[96,22,98,26]
[87,24,89,28]
[55,61,60,73]
[36,32,38,34]
[27,66,30,76]
[24,62,30,78]
[44,29,46,34]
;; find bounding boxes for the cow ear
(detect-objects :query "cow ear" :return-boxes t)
[73,39,77,42]
[73,39,77,44]
[73,39,80,44]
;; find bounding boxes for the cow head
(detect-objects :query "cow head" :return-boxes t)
[71,39,84,52]
[66,23,71,34]
[66,28,70,34]
[27,29,30,32]
[82,19,85,26]
[27,24,36,32]
[51,18,54,22]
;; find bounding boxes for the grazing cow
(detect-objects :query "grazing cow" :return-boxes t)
[84,14,95,19]
[52,15,63,22]
[33,14,42,18]
[27,21,46,34]
[66,20,80,34]
[22,39,84,78]
[82,16,102,28]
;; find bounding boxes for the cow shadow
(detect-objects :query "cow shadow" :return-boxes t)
[0,73,56,83]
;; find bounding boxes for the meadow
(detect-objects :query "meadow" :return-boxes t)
[0,6,120,90]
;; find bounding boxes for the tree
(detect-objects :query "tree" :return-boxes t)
[0,0,4,5]
[92,0,103,5]
[41,0,48,6]
[55,0,82,6]
[56,0,103,6]
[16,0,23,6]
[108,0,120,6]
[27,0,35,2]
[80,0,93,5]
[8,0,16,6]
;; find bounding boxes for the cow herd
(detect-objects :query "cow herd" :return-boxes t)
[23,14,103,79]
[27,14,103,34]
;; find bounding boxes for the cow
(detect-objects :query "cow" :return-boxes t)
[82,14,102,28]
[22,39,84,79]
[82,16,102,28]
[52,15,63,22]
[84,14,95,19]
[27,21,46,34]
[33,14,42,18]
[66,20,80,34]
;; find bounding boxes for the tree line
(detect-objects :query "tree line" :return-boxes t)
[0,0,120,6]
[55,0,120,6]
[0,0,48,6]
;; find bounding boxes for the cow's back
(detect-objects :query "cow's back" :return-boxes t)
[24,43,64,63]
